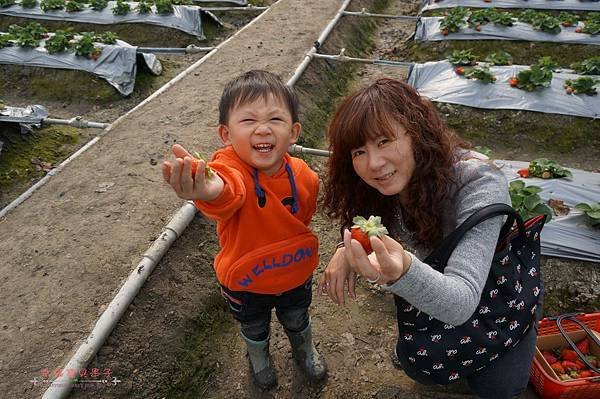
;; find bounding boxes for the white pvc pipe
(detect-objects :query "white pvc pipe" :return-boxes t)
[342,9,419,20]
[41,5,274,398]
[41,203,198,399]
[43,117,109,129]
[198,6,268,12]
[287,0,353,87]
[288,144,330,157]
[313,51,414,67]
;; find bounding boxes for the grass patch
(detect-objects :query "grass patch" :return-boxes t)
[399,41,599,67]
[160,289,236,398]
[0,124,79,207]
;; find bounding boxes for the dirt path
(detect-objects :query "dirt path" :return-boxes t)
[0,1,344,397]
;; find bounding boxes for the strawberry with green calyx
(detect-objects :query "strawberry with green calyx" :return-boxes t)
[561,349,579,362]
[351,215,389,254]
[191,151,215,179]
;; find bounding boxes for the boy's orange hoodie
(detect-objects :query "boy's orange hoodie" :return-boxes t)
[194,146,319,294]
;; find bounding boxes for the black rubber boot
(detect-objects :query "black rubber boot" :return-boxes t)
[285,321,327,382]
[242,334,277,390]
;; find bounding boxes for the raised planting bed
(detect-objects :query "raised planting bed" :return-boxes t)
[0,0,212,38]
[421,0,600,12]
[0,23,161,95]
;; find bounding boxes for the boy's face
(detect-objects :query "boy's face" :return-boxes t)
[218,93,301,176]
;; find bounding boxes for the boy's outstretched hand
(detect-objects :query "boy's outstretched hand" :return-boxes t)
[162,144,224,201]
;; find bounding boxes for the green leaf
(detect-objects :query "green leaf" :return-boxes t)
[575,203,592,211]
[524,194,541,210]
[587,211,600,219]
[510,180,525,190]
[532,203,553,222]
[524,186,543,194]
[510,192,524,208]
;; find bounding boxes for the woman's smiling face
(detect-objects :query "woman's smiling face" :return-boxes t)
[350,121,416,200]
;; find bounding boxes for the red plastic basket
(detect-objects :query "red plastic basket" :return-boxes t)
[529,313,600,399]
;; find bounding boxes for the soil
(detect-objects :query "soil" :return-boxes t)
[0,1,598,399]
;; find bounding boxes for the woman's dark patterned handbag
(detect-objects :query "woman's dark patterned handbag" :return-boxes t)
[394,203,546,384]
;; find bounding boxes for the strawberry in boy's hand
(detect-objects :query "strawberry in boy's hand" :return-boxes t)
[351,215,389,254]
[191,151,215,179]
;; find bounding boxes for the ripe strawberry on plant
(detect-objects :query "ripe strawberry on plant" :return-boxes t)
[517,168,530,178]
[351,215,389,254]
[455,66,465,75]
[508,77,519,87]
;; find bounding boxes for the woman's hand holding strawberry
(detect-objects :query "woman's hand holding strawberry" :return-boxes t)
[162,144,224,202]
[343,228,411,285]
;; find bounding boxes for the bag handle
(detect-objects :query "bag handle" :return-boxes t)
[550,313,600,373]
[424,203,527,272]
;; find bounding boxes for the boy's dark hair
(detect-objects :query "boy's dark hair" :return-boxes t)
[218,70,299,124]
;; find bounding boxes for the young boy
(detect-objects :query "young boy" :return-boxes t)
[162,70,326,389]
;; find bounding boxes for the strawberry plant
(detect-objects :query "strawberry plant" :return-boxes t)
[88,0,107,10]
[518,9,539,24]
[73,33,101,60]
[537,56,559,71]
[473,145,492,156]
[112,0,130,15]
[155,0,173,15]
[528,158,572,179]
[44,30,72,53]
[509,180,553,222]
[575,202,600,227]
[448,49,476,65]
[440,7,469,35]
[40,0,64,10]
[465,65,496,83]
[351,216,389,254]
[468,9,493,30]
[514,65,552,91]
[581,20,600,35]
[65,0,84,12]
[488,9,514,26]
[0,34,12,48]
[8,23,46,47]
[564,77,598,95]
[558,11,579,27]
[20,0,37,7]
[136,0,152,14]
[571,56,600,75]
[532,14,562,34]
[485,50,512,65]
[93,32,118,44]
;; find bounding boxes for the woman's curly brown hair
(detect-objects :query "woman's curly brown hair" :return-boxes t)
[322,78,470,248]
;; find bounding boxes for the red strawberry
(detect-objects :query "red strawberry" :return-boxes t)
[575,27,582,33]
[455,66,465,75]
[551,362,565,374]
[508,77,519,87]
[442,28,449,36]
[576,338,590,355]
[578,370,593,378]
[350,215,389,254]
[561,349,579,362]
[517,168,530,178]
[566,86,574,94]
[562,21,572,27]
[542,351,557,364]
[562,360,581,371]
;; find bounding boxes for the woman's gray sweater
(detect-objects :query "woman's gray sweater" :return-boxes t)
[385,156,511,326]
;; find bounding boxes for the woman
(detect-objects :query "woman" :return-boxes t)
[320,78,542,398]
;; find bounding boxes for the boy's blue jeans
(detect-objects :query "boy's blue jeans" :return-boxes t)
[220,278,313,341]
